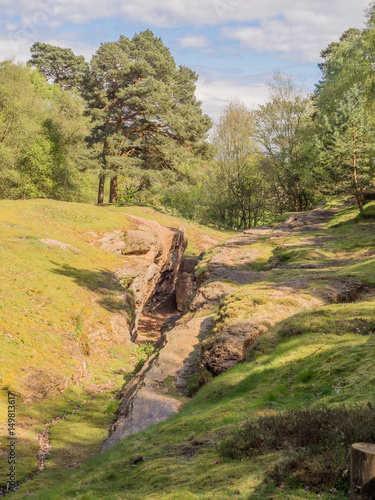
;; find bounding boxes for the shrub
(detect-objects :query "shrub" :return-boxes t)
[219,404,375,492]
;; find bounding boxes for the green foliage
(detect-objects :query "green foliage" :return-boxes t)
[316,86,375,211]
[28,42,89,92]
[210,99,272,229]
[0,60,91,201]
[86,30,212,203]
[314,30,366,116]
[254,73,314,214]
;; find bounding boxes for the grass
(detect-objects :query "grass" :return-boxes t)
[14,298,375,499]
[3,198,375,499]
[0,199,234,491]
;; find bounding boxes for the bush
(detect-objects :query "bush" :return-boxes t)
[219,404,375,492]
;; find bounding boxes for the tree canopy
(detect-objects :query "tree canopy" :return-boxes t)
[86,30,212,203]
[29,42,89,92]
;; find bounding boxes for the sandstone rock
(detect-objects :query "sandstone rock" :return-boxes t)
[98,232,127,254]
[275,207,338,231]
[190,281,237,311]
[175,257,198,312]
[122,230,157,255]
[175,272,194,312]
[179,257,198,273]
[102,316,212,451]
[161,314,181,334]
[98,217,187,342]
[201,322,266,375]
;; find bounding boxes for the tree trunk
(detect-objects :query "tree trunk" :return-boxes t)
[98,175,105,205]
[109,176,118,204]
[352,124,364,212]
[350,443,375,499]
[353,155,363,212]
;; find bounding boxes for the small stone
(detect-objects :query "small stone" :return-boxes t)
[130,455,145,465]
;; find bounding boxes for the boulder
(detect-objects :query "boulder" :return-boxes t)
[201,321,266,375]
[122,230,157,255]
[190,281,237,311]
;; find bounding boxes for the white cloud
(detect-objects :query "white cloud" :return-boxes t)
[1,0,370,65]
[195,73,269,119]
[221,7,358,62]
[0,33,96,64]
[0,0,371,121]
[1,0,370,29]
[178,35,211,49]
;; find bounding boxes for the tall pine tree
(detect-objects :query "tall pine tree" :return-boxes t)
[317,86,375,211]
[86,30,212,204]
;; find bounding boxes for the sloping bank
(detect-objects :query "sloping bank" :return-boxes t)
[102,206,373,452]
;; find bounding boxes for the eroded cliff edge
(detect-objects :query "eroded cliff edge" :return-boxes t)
[97,214,187,342]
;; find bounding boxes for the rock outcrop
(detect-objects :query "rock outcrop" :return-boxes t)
[98,215,187,340]
[201,322,267,375]
[102,205,372,451]
[192,208,371,376]
[175,257,198,312]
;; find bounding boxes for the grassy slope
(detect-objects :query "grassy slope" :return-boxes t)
[15,200,375,500]
[0,199,232,492]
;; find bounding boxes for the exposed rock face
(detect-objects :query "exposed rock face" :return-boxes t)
[97,231,127,254]
[275,207,338,231]
[98,215,187,341]
[102,316,213,451]
[201,322,267,375]
[175,257,198,312]
[102,205,373,452]
[192,209,371,377]
[190,281,237,311]
[122,230,157,255]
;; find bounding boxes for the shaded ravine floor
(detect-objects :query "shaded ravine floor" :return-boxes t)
[102,314,213,451]
[135,296,179,345]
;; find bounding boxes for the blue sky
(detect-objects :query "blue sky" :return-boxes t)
[0,0,371,118]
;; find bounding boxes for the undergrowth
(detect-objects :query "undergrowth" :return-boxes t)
[219,404,375,493]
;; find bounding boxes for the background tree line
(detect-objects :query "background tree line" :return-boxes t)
[2,5,375,227]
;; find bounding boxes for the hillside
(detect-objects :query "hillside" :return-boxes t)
[0,199,233,496]
[2,199,375,499]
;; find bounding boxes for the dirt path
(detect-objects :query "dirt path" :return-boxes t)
[0,402,89,497]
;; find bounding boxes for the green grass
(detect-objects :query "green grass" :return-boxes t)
[0,199,234,491]
[3,199,375,499]
[14,297,375,499]
[6,203,375,500]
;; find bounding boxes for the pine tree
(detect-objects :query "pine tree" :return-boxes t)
[317,86,375,211]
[86,30,212,204]
[28,42,89,92]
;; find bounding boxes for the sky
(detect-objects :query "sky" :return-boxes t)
[0,0,371,119]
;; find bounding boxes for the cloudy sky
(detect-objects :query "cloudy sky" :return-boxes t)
[0,0,371,118]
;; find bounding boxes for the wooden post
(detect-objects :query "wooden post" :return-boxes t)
[350,443,375,499]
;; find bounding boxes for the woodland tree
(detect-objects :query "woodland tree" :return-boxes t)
[0,61,89,199]
[29,42,89,92]
[316,86,375,211]
[254,74,313,213]
[212,99,269,229]
[86,30,212,204]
